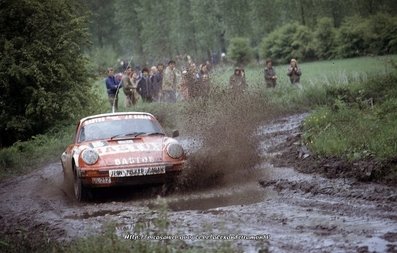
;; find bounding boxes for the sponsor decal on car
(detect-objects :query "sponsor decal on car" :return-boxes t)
[95,143,162,155]
[114,156,155,165]
[109,166,166,177]
[90,141,108,148]
[117,140,134,144]
[84,115,153,125]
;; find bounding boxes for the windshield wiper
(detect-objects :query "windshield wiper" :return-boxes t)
[134,132,165,137]
[110,132,146,140]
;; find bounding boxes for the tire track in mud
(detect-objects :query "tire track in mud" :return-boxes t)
[0,114,396,253]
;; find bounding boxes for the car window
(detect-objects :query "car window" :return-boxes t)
[78,118,163,142]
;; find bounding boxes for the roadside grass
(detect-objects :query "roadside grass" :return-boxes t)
[0,125,75,181]
[302,72,397,165]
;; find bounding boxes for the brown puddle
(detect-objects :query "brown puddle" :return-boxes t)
[163,185,273,211]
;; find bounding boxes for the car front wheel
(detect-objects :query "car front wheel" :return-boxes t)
[74,169,90,202]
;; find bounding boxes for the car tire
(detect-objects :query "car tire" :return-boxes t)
[62,161,72,186]
[74,169,90,202]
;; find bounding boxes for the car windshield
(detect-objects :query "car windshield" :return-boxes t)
[78,117,163,142]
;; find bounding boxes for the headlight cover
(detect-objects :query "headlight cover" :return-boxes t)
[166,143,184,159]
[81,148,99,165]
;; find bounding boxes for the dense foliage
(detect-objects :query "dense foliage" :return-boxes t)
[0,0,98,147]
[260,14,397,63]
[81,0,397,68]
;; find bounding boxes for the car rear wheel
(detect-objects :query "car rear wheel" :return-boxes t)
[74,169,90,202]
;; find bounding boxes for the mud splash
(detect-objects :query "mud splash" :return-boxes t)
[0,113,396,253]
[176,92,273,191]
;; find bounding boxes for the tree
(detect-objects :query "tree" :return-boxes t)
[114,0,144,63]
[313,17,337,59]
[81,0,119,50]
[190,0,224,61]
[0,0,96,146]
[248,0,281,45]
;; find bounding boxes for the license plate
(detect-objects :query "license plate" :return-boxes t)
[109,166,166,177]
[92,177,111,184]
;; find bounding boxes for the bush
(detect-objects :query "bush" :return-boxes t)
[260,23,315,64]
[227,37,253,66]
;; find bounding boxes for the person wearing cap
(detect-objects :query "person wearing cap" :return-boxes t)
[229,66,247,93]
[105,67,120,111]
[264,59,277,88]
[287,58,302,85]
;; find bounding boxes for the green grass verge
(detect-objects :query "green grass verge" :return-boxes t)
[0,125,75,181]
[303,73,397,161]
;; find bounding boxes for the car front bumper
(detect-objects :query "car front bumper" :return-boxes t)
[78,163,184,188]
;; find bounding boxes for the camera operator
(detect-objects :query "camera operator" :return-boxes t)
[287,58,302,85]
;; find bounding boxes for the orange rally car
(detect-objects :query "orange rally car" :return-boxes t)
[61,112,186,201]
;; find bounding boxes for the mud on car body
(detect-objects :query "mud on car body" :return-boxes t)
[61,112,185,201]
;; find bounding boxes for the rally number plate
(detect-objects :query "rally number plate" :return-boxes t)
[109,166,166,177]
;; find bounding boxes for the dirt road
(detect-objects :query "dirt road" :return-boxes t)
[0,114,396,252]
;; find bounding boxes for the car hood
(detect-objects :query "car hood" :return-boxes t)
[75,136,176,168]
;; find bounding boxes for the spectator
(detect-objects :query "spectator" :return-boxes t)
[287,58,302,85]
[179,70,190,100]
[122,66,139,107]
[196,63,210,97]
[205,60,212,72]
[186,62,198,98]
[229,67,247,93]
[264,59,277,88]
[150,66,162,102]
[137,67,153,103]
[161,60,177,103]
[105,67,120,111]
[156,63,164,98]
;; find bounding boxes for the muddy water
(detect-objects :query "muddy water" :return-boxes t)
[0,114,396,253]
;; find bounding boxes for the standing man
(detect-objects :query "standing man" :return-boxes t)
[150,66,162,102]
[105,67,120,111]
[122,66,139,107]
[161,60,177,103]
[229,67,247,94]
[137,67,153,103]
[264,59,277,88]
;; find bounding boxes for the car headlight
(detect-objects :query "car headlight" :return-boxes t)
[166,143,184,159]
[81,148,99,165]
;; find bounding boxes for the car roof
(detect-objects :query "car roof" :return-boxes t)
[79,112,155,124]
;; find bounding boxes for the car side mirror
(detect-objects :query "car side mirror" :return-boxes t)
[172,130,179,138]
